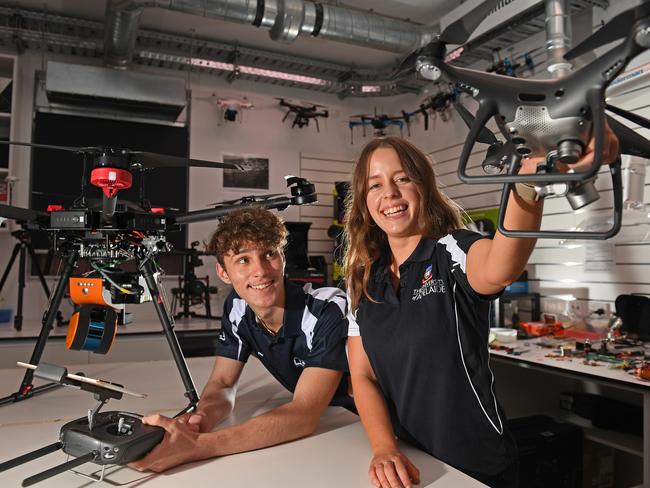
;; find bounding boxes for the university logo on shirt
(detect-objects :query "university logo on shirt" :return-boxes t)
[412,268,446,301]
[422,264,433,284]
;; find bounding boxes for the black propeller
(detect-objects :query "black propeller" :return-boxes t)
[392,0,501,79]
[565,2,650,60]
[0,141,240,170]
[607,115,650,159]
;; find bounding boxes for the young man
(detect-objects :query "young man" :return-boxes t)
[131,207,353,473]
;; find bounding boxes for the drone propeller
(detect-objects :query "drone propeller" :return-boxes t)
[392,0,501,79]
[565,3,650,60]
[0,141,239,170]
[606,104,650,131]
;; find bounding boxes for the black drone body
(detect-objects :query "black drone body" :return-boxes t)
[394,0,650,239]
[277,98,329,132]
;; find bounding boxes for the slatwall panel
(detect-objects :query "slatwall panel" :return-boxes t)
[428,91,650,314]
[299,154,355,280]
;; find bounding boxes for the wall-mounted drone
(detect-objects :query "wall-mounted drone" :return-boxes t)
[0,139,317,411]
[214,94,254,123]
[392,0,650,240]
[277,98,329,131]
[348,110,409,143]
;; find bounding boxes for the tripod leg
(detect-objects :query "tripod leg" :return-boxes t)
[27,244,66,327]
[14,243,26,331]
[204,278,213,318]
[140,258,199,409]
[0,243,20,293]
[0,250,79,405]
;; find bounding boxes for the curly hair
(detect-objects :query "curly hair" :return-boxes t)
[343,137,463,311]
[206,207,288,267]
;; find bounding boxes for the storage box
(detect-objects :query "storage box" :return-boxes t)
[0,308,12,323]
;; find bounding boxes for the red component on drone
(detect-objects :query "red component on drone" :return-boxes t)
[150,207,165,214]
[47,205,64,212]
[90,167,132,198]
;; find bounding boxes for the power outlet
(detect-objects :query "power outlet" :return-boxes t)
[569,300,589,319]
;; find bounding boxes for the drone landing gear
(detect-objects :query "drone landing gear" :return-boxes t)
[0,251,199,413]
[0,229,65,331]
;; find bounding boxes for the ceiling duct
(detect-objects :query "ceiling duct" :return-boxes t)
[103,0,432,68]
[44,61,187,123]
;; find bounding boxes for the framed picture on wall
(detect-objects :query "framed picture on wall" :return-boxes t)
[223,154,269,190]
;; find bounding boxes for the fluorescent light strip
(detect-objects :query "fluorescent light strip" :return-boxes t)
[361,85,381,93]
[189,58,331,86]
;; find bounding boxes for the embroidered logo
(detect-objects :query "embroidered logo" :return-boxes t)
[293,357,306,368]
[412,278,446,301]
[218,331,226,341]
[422,264,433,284]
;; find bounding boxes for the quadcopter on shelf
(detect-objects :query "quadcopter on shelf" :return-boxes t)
[408,86,461,130]
[392,0,650,240]
[348,110,410,143]
[277,98,329,131]
[0,140,317,411]
[213,94,254,123]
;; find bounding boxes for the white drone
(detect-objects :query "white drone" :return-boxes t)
[213,94,254,124]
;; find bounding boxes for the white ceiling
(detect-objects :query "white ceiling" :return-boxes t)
[14,0,461,69]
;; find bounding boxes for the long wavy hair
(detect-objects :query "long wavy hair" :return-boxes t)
[343,137,463,311]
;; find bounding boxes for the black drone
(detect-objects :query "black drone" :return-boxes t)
[393,0,650,240]
[0,140,317,412]
[348,110,409,143]
[277,98,329,131]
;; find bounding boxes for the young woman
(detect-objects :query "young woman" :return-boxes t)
[344,134,618,488]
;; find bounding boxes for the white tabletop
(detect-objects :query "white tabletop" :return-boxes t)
[0,357,487,487]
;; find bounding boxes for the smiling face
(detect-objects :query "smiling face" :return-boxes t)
[365,146,424,241]
[216,243,286,312]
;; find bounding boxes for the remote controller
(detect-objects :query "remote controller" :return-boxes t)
[61,411,164,464]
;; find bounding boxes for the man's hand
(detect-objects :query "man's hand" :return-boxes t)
[369,448,420,488]
[128,414,209,473]
[176,411,211,433]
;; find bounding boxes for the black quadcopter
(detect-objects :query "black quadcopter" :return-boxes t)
[348,110,410,143]
[0,140,317,411]
[393,0,650,239]
[277,98,329,131]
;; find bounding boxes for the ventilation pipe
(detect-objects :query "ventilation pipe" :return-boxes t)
[103,0,432,68]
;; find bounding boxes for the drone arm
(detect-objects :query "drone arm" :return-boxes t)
[171,198,293,225]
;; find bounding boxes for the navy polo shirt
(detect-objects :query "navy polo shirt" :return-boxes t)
[348,229,517,476]
[217,279,354,411]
